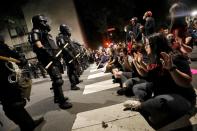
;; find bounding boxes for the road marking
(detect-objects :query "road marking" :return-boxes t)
[90,64,98,69]
[83,79,119,94]
[87,72,111,80]
[90,68,104,73]
[72,103,153,131]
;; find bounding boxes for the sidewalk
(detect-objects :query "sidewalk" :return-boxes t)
[32,72,68,85]
[32,75,51,85]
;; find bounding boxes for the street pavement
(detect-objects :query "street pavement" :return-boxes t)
[1,46,197,131]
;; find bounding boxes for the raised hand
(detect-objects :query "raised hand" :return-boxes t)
[160,52,173,70]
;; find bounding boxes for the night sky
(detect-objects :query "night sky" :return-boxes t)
[0,0,196,49]
[74,0,197,49]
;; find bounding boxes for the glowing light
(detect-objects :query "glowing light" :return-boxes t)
[124,26,127,32]
[99,46,102,50]
[191,10,197,16]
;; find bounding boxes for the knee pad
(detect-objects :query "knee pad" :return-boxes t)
[52,79,64,87]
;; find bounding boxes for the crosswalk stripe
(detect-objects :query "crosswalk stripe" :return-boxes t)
[90,68,104,73]
[83,79,119,94]
[72,103,153,131]
[90,64,98,69]
[87,72,111,80]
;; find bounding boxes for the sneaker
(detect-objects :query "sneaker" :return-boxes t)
[71,86,80,90]
[123,100,141,110]
[33,117,44,129]
[112,79,117,83]
[59,101,72,109]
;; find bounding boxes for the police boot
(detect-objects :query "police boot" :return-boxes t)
[58,100,73,109]
[54,96,69,103]
[53,85,71,109]
[52,87,69,103]
[76,79,83,84]
[71,86,80,90]
[78,80,83,83]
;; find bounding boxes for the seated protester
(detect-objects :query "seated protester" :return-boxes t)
[95,51,101,65]
[121,47,133,72]
[186,18,197,48]
[167,33,192,63]
[173,29,192,54]
[114,44,150,96]
[97,51,109,69]
[113,44,144,80]
[127,37,133,55]
[106,48,122,72]
[123,33,196,129]
[0,36,44,131]
[193,18,197,45]
[105,47,123,87]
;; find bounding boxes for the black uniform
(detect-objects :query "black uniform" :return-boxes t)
[72,41,84,75]
[56,24,80,90]
[28,15,72,109]
[0,37,43,131]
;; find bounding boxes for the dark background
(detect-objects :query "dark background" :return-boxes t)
[0,0,196,49]
[74,0,197,49]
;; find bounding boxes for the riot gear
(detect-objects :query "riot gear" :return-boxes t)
[56,26,81,90]
[32,14,51,32]
[0,38,44,130]
[29,15,72,109]
[59,24,71,37]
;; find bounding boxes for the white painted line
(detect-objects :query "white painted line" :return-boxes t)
[87,72,111,80]
[72,103,141,130]
[90,64,98,69]
[90,68,104,73]
[83,79,119,94]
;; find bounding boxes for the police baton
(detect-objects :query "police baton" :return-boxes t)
[68,53,80,64]
[45,43,68,70]
[0,55,20,63]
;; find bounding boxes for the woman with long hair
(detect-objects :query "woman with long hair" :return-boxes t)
[123,33,196,129]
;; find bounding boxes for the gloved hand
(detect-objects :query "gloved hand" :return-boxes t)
[39,47,57,62]
[18,54,28,67]
[19,57,27,65]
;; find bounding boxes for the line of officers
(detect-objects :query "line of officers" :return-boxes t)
[29,14,90,109]
[0,14,90,131]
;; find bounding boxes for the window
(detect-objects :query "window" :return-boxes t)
[8,28,17,38]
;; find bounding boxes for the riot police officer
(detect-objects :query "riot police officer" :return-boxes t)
[0,35,44,131]
[72,41,84,76]
[56,24,81,90]
[28,15,72,109]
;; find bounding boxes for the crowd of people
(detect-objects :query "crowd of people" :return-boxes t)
[92,0,197,129]
[0,0,197,130]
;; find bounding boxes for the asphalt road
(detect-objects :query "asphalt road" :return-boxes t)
[0,46,197,131]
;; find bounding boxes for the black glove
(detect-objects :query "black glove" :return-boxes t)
[38,47,57,61]
[19,57,28,66]
[17,53,28,67]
